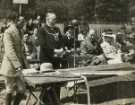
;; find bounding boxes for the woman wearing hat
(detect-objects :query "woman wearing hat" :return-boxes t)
[100,33,123,64]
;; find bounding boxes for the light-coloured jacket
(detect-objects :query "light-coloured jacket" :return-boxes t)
[0,23,28,77]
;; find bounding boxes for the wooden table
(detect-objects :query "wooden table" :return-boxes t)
[24,71,81,85]
[24,71,82,105]
[24,64,135,105]
[1,63,135,105]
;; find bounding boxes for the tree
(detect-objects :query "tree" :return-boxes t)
[129,0,135,17]
[34,0,68,22]
[0,0,131,23]
[95,0,129,23]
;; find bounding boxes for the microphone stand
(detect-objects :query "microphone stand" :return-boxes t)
[73,26,76,68]
[71,19,79,68]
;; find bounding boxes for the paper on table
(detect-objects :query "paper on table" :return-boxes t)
[22,69,39,75]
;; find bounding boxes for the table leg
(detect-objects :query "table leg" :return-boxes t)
[25,87,38,105]
[73,81,78,103]
[82,76,91,105]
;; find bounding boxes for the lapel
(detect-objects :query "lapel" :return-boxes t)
[11,24,22,43]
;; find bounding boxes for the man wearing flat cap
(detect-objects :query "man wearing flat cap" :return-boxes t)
[0,12,29,105]
[122,33,135,63]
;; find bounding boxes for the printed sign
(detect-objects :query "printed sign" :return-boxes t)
[13,0,28,4]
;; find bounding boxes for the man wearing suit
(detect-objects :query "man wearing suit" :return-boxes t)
[36,11,65,105]
[37,11,65,69]
[0,12,28,105]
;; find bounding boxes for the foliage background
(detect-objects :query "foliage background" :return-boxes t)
[0,0,135,23]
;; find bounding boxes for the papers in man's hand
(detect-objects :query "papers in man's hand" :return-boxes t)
[22,68,55,75]
[23,69,39,75]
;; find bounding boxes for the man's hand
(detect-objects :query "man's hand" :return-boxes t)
[16,67,23,77]
[54,48,65,57]
[16,69,26,83]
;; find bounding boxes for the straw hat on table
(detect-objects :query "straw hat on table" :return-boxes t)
[40,63,54,73]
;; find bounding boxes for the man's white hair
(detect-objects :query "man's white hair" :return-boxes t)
[89,29,95,35]
[46,12,56,19]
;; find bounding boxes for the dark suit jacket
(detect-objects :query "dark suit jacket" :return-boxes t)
[37,25,64,63]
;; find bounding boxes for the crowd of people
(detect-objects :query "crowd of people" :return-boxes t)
[0,10,135,105]
[1,11,135,69]
[8,16,135,68]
